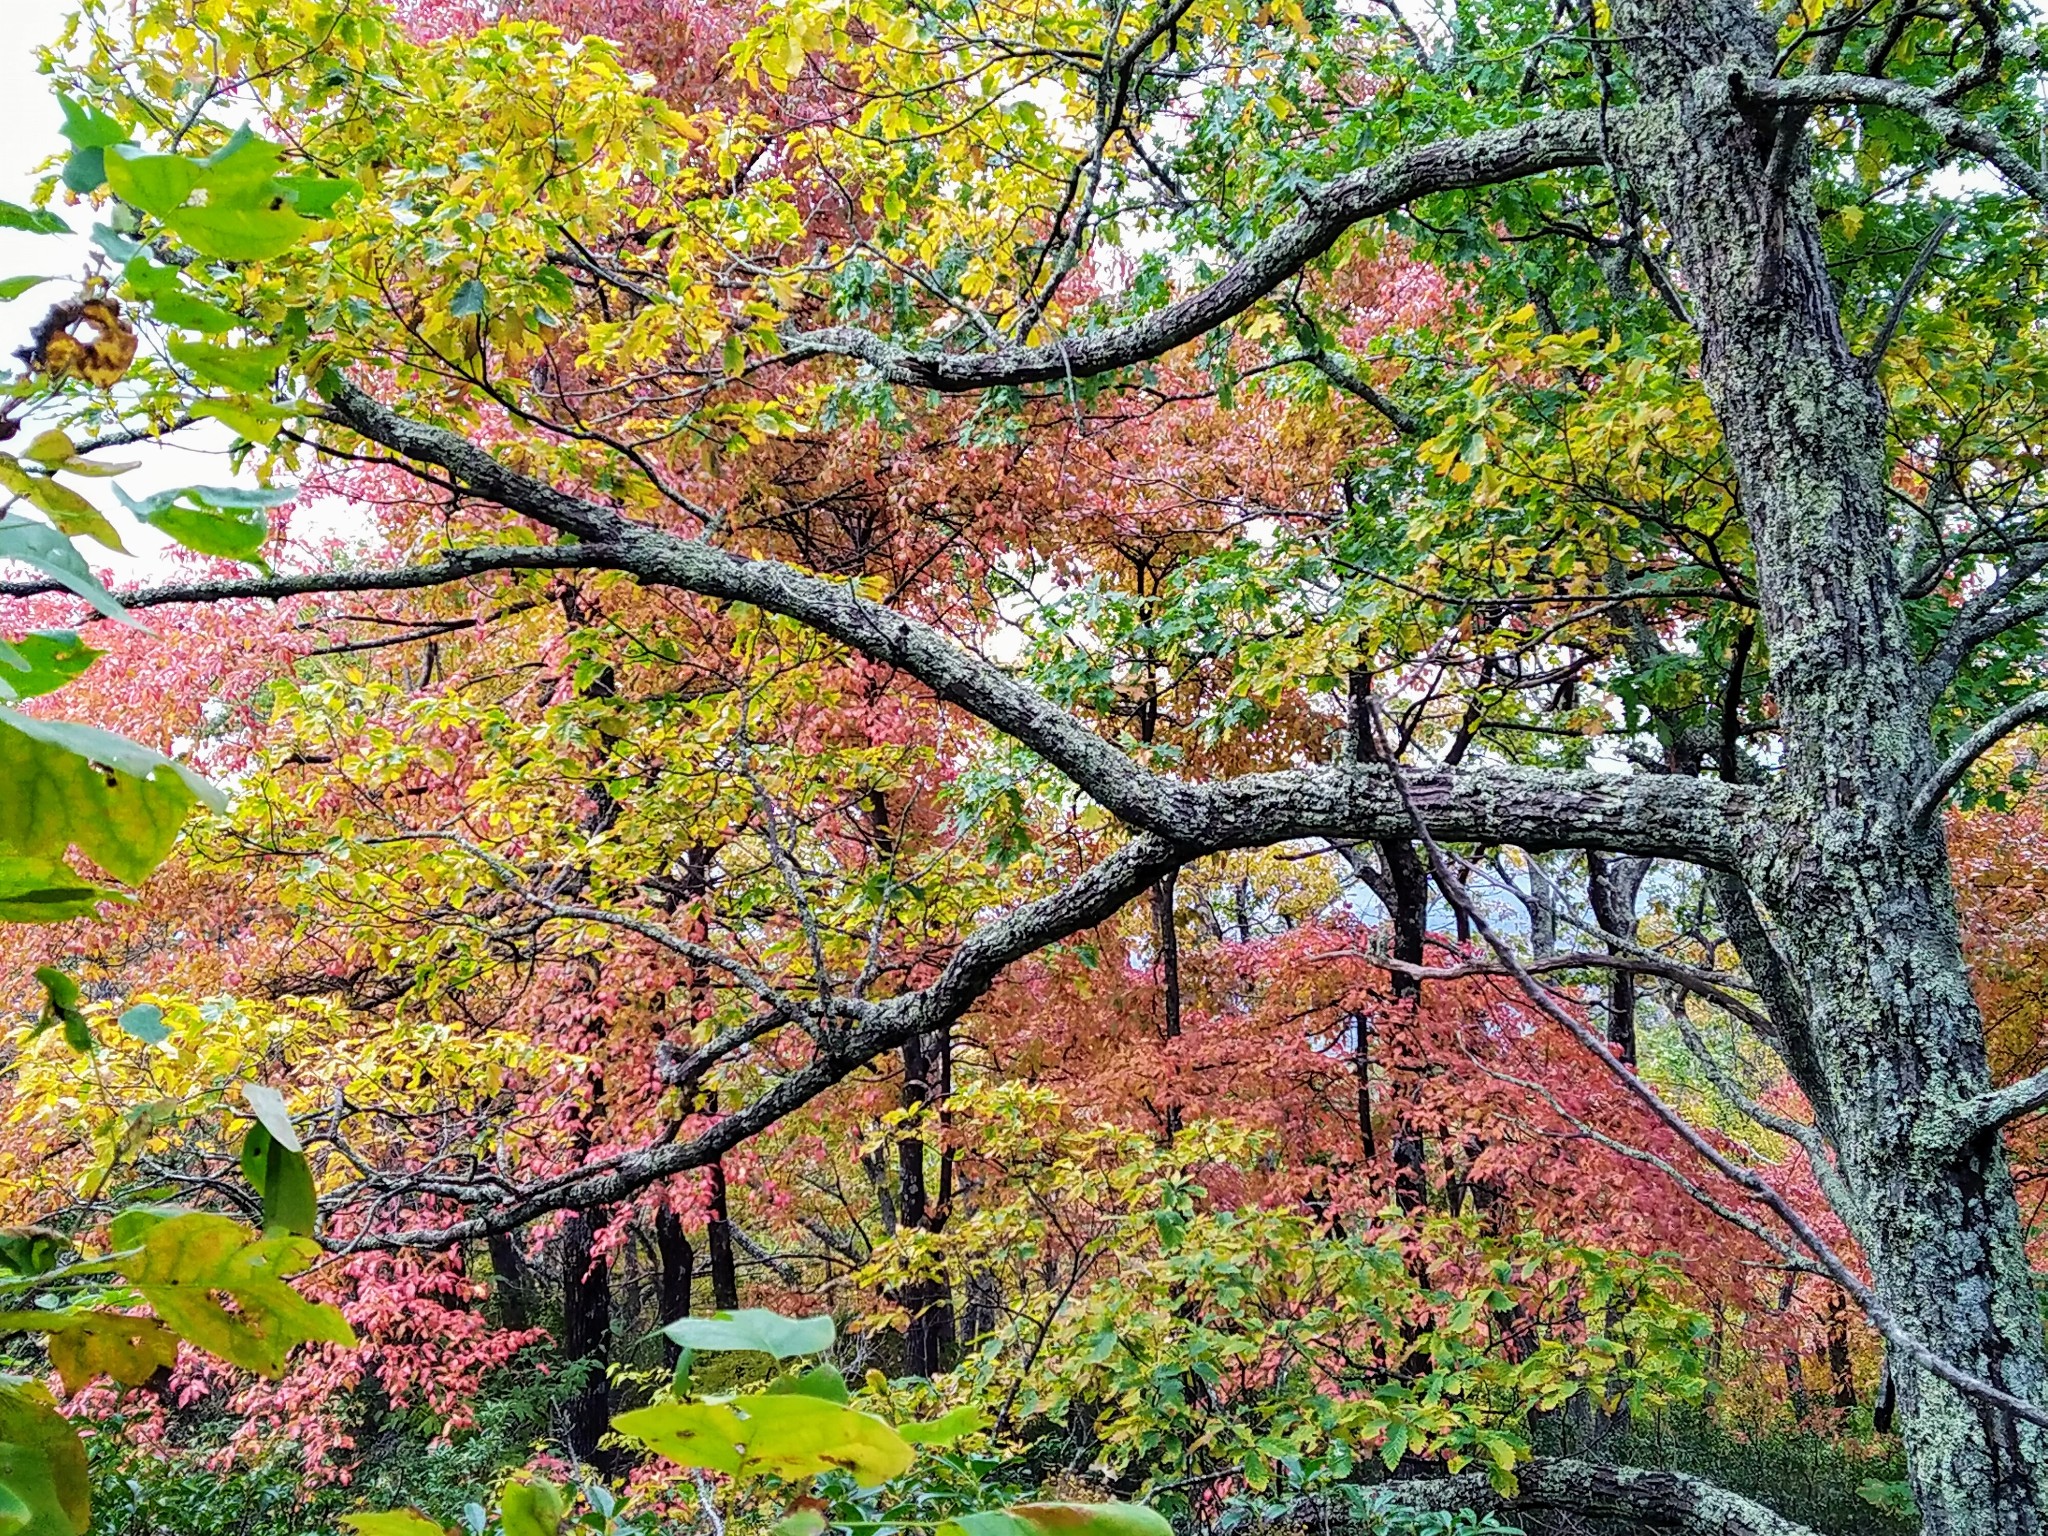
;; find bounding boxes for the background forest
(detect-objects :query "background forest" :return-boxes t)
[0,0,2044,1531]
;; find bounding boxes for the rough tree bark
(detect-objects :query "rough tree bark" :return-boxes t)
[1606,0,2048,1524]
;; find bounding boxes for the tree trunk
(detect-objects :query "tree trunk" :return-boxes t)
[1609,1,2048,1524]
[1587,853,1648,1064]
[486,1229,530,1332]
[560,1207,615,1473]
[706,1160,739,1311]
[655,1205,693,1361]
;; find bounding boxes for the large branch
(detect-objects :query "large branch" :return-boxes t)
[318,376,1754,865]
[776,112,1607,391]
[1361,1457,1823,1536]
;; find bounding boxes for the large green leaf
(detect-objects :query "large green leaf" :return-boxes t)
[898,1405,985,1445]
[114,1212,354,1378]
[940,1508,1173,1536]
[764,1363,849,1403]
[54,96,125,150]
[0,709,221,885]
[339,1515,446,1536]
[613,1393,913,1487]
[164,339,289,394]
[660,1308,835,1359]
[0,519,135,627]
[0,1378,87,1536]
[0,632,100,703]
[103,148,199,219]
[0,1310,178,1395]
[0,204,65,237]
[0,855,120,923]
[111,483,287,566]
[239,1124,317,1238]
[498,1479,567,1536]
[162,205,307,264]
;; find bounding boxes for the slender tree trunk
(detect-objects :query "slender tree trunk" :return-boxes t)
[895,1027,957,1376]
[486,1229,531,1332]
[655,1206,693,1360]
[1151,869,1183,1138]
[706,1160,739,1311]
[1349,671,1433,1209]
[1609,2,2048,1523]
[560,1207,615,1473]
[1587,853,1648,1064]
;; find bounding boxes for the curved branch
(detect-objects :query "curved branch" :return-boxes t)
[775,112,1608,391]
[345,831,1189,1247]
[1746,70,2048,205]
[1911,689,2048,828]
[318,374,1756,866]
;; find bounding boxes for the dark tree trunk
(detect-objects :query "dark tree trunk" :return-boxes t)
[1607,1,2048,1523]
[894,1027,957,1376]
[560,1208,615,1473]
[655,1205,693,1358]
[1151,869,1183,1137]
[706,1160,739,1311]
[486,1229,531,1332]
[1587,853,1648,1064]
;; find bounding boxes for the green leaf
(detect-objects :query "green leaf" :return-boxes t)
[0,632,101,702]
[0,707,222,885]
[0,1377,89,1536]
[162,205,306,263]
[241,1083,301,1151]
[31,968,88,1054]
[660,1308,834,1359]
[1380,1421,1410,1471]
[772,1513,826,1536]
[117,1003,168,1044]
[450,279,488,318]
[239,1125,317,1238]
[498,1479,567,1536]
[765,1363,849,1403]
[114,1212,355,1378]
[613,1394,914,1487]
[149,291,244,334]
[21,435,71,468]
[275,175,359,220]
[111,482,284,566]
[897,1405,984,1445]
[195,128,282,197]
[940,1508,1172,1536]
[190,398,288,444]
[59,150,106,198]
[0,854,120,923]
[0,1310,179,1395]
[18,478,125,556]
[0,280,55,303]
[165,338,288,394]
[103,148,200,219]
[339,1514,447,1536]
[0,519,138,628]
[0,204,66,237]
[55,96,127,150]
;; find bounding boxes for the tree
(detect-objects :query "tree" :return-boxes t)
[13,0,2048,1526]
